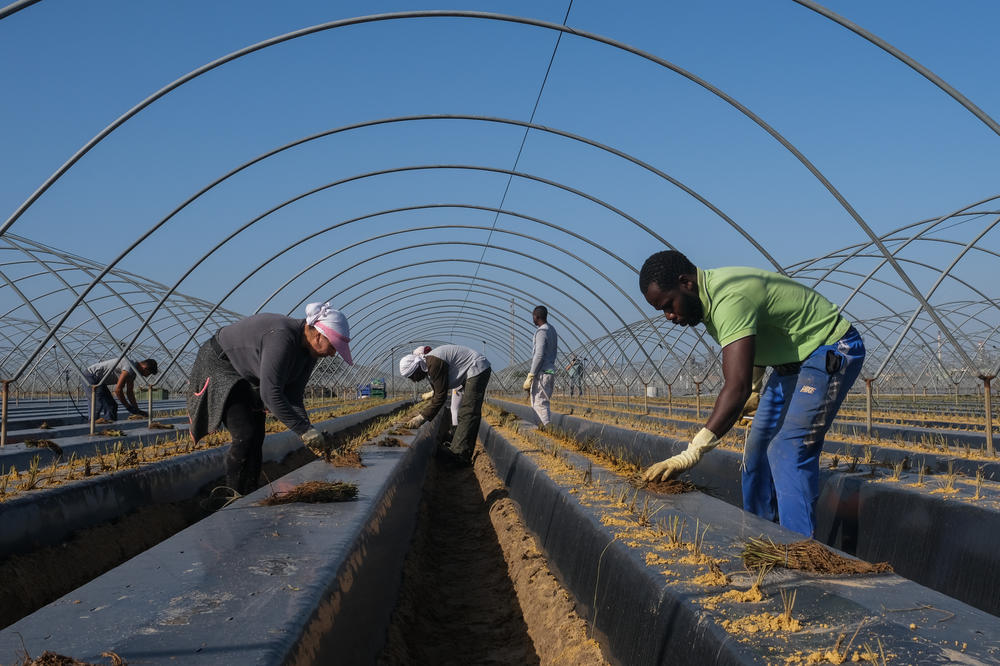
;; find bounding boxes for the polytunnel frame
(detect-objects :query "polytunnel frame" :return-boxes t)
[329,272,625,387]
[2,10,990,385]
[340,281,620,391]
[1,4,997,449]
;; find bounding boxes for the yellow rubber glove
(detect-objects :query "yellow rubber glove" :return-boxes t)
[522,373,535,391]
[643,428,720,482]
[406,414,426,429]
[421,390,434,400]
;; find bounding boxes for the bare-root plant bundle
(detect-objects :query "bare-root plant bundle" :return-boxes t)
[260,480,359,505]
[24,439,63,456]
[17,649,126,665]
[741,536,892,575]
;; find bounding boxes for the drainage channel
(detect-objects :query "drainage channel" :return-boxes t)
[0,407,436,665]
[379,441,607,665]
[0,400,410,631]
[492,398,1000,618]
[478,410,1000,664]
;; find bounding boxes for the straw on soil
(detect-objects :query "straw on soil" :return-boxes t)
[96,429,125,437]
[741,536,893,575]
[24,439,63,456]
[378,437,404,447]
[260,480,358,505]
[19,650,125,665]
[147,422,174,430]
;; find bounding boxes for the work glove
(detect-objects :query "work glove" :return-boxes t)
[302,427,332,456]
[421,390,434,401]
[643,428,720,482]
[406,413,426,429]
[522,373,535,391]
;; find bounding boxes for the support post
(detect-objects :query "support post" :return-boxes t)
[147,385,153,429]
[90,385,97,436]
[643,383,648,414]
[983,376,994,457]
[1,381,8,448]
[667,384,673,419]
[865,378,874,436]
[695,382,701,420]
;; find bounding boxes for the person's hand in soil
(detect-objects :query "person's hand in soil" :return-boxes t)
[406,414,426,429]
[643,428,719,482]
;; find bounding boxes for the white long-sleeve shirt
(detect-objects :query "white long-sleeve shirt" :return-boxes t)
[529,323,558,375]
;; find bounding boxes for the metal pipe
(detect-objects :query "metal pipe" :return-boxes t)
[983,376,994,457]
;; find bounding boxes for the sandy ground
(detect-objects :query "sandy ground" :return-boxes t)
[380,446,608,666]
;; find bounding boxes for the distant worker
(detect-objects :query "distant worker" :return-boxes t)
[400,344,491,467]
[187,302,353,495]
[523,305,558,429]
[638,250,865,537]
[566,355,585,397]
[83,357,158,422]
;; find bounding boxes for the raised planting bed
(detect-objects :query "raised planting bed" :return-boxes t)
[0,400,410,560]
[492,398,1000,617]
[0,398,187,431]
[540,397,1000,480]
[477,412,1000,665]
[0,411,445,665]
[0,400,375,475]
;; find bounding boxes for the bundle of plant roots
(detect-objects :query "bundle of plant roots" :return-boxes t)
[19,650,125,666]
[741,536,892,575]
[629,473,697,494]
[24,439,63,455]
[260,480,359,505]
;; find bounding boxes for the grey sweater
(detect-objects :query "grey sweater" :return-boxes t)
[216,314,316,434]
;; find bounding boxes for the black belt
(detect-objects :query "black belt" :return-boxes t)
[772,361,803,376]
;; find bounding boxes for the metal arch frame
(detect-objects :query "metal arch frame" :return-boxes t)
[345,319,520,392]
[287,240,641,388]
[4,10,987,379]
[338,278,609,373]
[792,0,1000,137]
[72,152,724,387]
[330,270,624,376]
[272,221,685,373]
[342,309,527,388]
[345,286,562,362]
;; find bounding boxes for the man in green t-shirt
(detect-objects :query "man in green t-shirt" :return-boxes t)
[638,250,865,537]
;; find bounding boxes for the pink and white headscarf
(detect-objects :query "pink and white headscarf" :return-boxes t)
[399,345,431,377]
[305,302,353,365]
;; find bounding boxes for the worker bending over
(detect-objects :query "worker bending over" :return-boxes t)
[400,344,491,467]
[639,250,865,537]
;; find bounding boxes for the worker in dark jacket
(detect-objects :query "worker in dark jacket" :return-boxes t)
[187,302,353,494]
[399,344,491,466]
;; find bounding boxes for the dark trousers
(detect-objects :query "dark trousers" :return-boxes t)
[84,381,118,421]
[448,368,491,460]
[222,380,266,495]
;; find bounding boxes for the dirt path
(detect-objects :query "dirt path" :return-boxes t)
[380,448,607,665]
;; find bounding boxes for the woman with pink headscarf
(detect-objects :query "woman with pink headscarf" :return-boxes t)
[187,302,353,495]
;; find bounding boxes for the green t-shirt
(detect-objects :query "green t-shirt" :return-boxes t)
[697,266,850,366]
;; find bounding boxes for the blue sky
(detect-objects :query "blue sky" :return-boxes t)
[2,0,999,369]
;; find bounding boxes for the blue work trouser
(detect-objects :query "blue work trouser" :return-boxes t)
[742,327,865,537]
